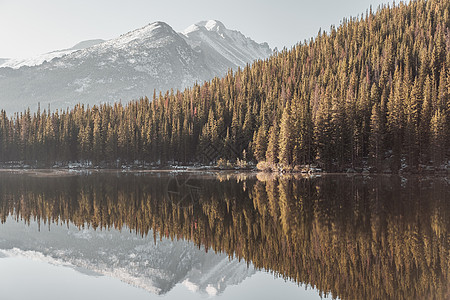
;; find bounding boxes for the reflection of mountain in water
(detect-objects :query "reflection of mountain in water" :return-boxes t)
[0,218,254,295]
[0,172,448,300]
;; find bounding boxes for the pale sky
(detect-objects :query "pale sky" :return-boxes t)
[0,0,391,59]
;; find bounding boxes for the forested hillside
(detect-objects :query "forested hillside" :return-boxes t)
[0,0,449,171]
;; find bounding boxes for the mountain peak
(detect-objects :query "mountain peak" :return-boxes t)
[203,20,226,32]
[181,20,271,70]
[104,21,180,50]
[131,21,176,37]
[183,20,226,35]
[146,21,173,31]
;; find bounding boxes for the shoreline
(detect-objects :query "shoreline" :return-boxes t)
[0,167,448,179]
[1,160,448,176]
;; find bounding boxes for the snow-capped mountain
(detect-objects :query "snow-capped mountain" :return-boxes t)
[182,20,271,75]
[0,20,271,113]
[0,218,255,295]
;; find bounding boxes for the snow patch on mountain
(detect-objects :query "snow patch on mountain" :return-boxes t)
[0,39,105,69]
[70,39,106,50]
[0,50,76,69]
[182,20,272,69]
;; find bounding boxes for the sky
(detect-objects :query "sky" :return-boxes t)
[0,0,392,59]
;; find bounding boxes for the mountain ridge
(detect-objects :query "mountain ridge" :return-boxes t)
[0,20,271,113]
[0,39,106,69]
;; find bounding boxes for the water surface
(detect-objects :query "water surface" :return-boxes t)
[0,171,448,299]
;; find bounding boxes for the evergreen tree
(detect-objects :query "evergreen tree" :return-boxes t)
[430,109,446,167]
[278,103,293,166]
[369,103,383,168]
[266,121,279,165]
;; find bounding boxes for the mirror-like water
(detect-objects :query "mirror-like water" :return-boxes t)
[0,171,448,299]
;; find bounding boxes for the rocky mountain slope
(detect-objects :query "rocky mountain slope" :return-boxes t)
[0,20,271,113]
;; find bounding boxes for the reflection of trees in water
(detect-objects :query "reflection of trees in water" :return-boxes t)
[0,173,448,300]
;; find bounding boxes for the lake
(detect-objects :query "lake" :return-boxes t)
[0,171,448,300]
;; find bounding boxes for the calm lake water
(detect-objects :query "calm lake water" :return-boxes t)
[0,171,448,300]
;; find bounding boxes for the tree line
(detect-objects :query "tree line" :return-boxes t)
[0,0,449,171]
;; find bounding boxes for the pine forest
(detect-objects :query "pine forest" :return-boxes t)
[0,0,449,172]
